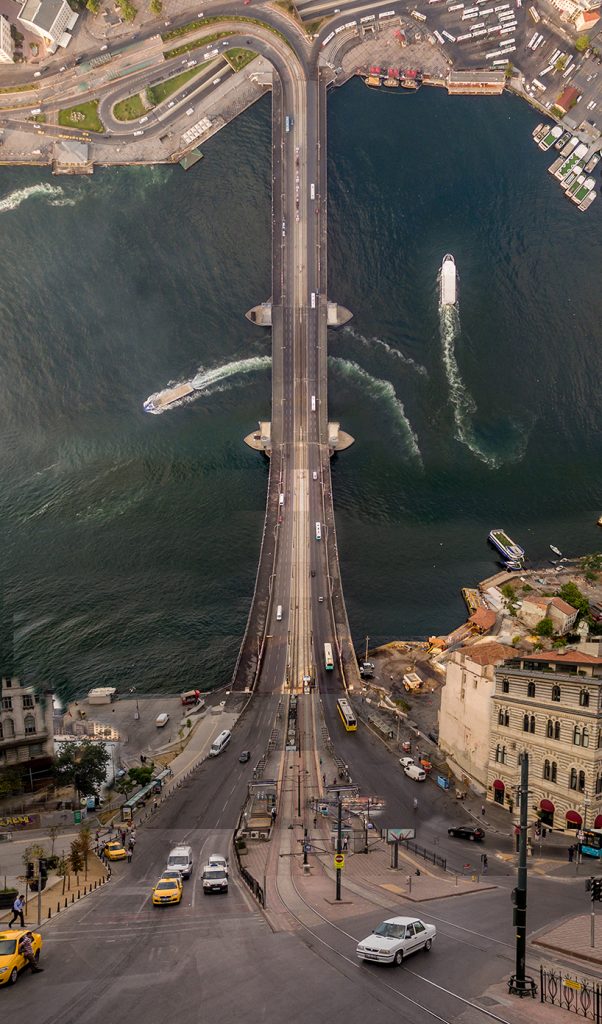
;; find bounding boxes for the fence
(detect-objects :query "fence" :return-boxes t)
[404,840,447,871]
[540,967,602,1022]
[233,835,265,908]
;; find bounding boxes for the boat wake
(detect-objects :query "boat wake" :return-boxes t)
[147,356,271,414]
[439,305,533,469]
[342,326,428,377]
[0,183,69,214]
[328,357,422,464]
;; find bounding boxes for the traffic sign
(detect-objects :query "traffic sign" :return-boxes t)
[304,844,312,853]
[333,853,345,869]
[577,830,585,842]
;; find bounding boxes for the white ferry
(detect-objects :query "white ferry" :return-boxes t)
[440,254,457,306]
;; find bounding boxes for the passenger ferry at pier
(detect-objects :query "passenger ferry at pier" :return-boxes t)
[539,125,563,151]
[488,529,525,564]
[440,254,457,306]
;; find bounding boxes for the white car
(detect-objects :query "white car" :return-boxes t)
[207,854,228,874]
[404,763,426,782]
[357,916,436,966]
[399,757,414,769]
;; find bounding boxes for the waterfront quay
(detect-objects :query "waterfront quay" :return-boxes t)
[0,1,601,172]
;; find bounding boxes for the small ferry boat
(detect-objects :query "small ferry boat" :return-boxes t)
[440,254,457,306]
[144,380,195,413]
[488,528,525,564]
[560,136,579,157]
[550,545,562,557]
[531,122,544,140]
[585,153,600,173]
[554,131,571,151]
[533,123,549,144]
[539,125,563,151]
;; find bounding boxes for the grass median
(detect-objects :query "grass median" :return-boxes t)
[58,100,104,133]
[113,93,147,121]
[225,48,257,72]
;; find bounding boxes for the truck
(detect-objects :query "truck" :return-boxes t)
[403,672,423,693]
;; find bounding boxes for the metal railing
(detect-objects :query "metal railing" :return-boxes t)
[233,835,265,908]
[404,840,447,872]
[540,967,601,1022]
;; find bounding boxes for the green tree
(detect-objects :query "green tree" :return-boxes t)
[575,34,590,53]
[0,765,24,798]
[534,617,554,637]
[150,0,162,13]
[126,764,154,788]
[86,0,100,11]
[118,0,137,21]
[501,583,516,601]
[78,827,93,880]
[70,839,84,885]
[114,774,135,800]
[557,582,589,616]
[555,56,568,72]
[54,739,110,801]
[56,855,69,895]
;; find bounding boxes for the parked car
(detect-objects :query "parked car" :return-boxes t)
[403,763,426,782]
[0,929,42,986]
[357,916,436,966]
[399,757,415,769]
[239,750,251,763]
[448,825,485,842]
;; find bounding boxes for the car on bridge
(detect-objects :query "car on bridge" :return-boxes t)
[152,876,183,905]
[357,917,435,966]
[447,825,485,842]
[0,929,43,986]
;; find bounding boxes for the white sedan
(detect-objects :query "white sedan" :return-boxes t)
[399,756,414,769]
[357,916,436,966]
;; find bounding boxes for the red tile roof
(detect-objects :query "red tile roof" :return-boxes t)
[523,651,602,665]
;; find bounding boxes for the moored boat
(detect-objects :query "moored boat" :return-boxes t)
[488,528,525,563]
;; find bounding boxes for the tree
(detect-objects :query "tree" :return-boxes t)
[534,617,554,637]
[114,774,135,800]
[54,739,110,802]
[126,764,154,788]
[86,0,100,11]
[150,0,162,12]
[557,582,589,616]
[581,553,602,582]
[118,0,137,21]
[555,56,568,72]
[0,765,24,798]
[575,34,590,53]
[48,825,60,858]
[56,855,69,895]
[70,839,84,885]
[78,828,93,880]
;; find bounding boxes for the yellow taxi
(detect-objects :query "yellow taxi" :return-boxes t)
[103,840,128,861]
[152,875,183,906]
[0,930,42,986]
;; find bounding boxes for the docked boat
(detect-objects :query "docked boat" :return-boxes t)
[488,528,525,564]
[579,190,597,212]
[585,153,600,173]
[532,122,544,139]
[560,136,579,157]
[534,124,549,144]
[597,515,602,527]
[440,254,457,307]
[550,545,562,557]
[539,125,563,151]
[570,175,594,203]
[144,380,195,413]
[554,131,571,151]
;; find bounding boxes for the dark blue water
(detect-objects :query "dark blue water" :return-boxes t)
[0,84,600,698]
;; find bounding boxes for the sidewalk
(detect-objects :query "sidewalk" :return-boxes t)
[0,852,109,931]
[532,914,602,967]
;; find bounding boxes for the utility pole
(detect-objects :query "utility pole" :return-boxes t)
[336,795,342,901]
[364,636,369,664]
[509,753,536,997]
[297,769,301,818]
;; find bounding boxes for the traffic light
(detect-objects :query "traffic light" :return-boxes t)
[39,858,48,879]
[26,862,34,880]
[592,878,602,902]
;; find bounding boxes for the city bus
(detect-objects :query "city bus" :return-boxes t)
[580,829,602,857]
[337,697,357,731]
[324,642,334,670]
[315,521,322,541]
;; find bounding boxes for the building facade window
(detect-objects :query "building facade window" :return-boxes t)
[551,761,557,783]
[24,714,36,735]
[495,745,506,763]
[574,726,582,746]
[1,696,12,711]
[22,695,34,709]
[530,715,535,733]
[552,684,561,702]
[579,689,590,708]
[596,773,602,796]
[583,727,590,748]
[570,768,578,790]
[579,770,586,793]
[502,678,509,694]
[527,680,536,698]
[555,721,561,741]
[543,759,551,780]
[523,714,530,732]
[3,718,14,737]
[498,708,509,727]
[546,719,553,738]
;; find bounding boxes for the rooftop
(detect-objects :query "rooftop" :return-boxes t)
[459,641,511,667]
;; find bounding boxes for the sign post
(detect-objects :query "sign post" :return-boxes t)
[336,796,343,901]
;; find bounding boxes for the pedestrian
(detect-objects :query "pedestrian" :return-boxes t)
[153,798,159,811]
[568,844,574,862]
[127,847,133,863]
[482,854,488,874]
[313,816,317,828]
[8,893,25,928]
[322,773,326,787]
[271,806,276,822]
[18,932,43,973]
[481,804,486,817]
[332,776,336,787]
[120,829,126,846]
[343,836,348,851]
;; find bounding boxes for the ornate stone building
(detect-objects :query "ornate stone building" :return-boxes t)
[487,645,602,831]
[0,676,54,787]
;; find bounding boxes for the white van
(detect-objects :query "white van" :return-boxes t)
[167,845,193,878]
[155,712,170,728]
[276,605,283,621]
[209,729,231,756]
[310,183,315,200]
[404,763,426,782]
[311,395,316,411]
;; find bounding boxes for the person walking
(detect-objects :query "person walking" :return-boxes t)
[8,894,25,928]
[481,805,486,817]
[568,844,574,862]
[119,829,126,846]
[127,846,133,864]
[482,854,488,874]
[18,932,43,973]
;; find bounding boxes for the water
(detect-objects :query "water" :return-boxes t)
[0,84,600,699]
